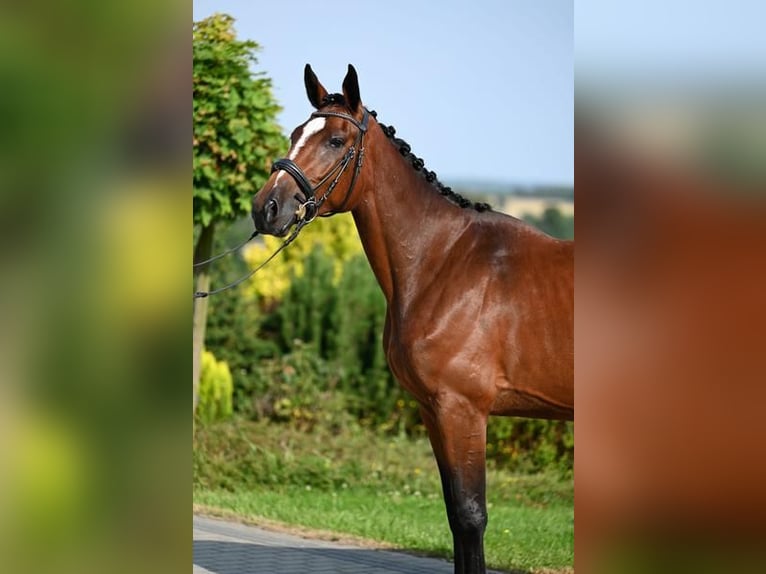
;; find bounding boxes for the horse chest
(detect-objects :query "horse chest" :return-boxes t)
[382,311,445,402]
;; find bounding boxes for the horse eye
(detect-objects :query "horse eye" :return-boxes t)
[328,137,345,148]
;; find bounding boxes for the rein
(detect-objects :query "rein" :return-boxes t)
[193,221,305,299]
[192,230,259,269]
[193,108,369,299]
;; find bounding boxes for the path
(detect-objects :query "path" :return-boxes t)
[193,515,509,573]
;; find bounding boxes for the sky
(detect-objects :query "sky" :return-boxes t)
[576,0,766,84]
[193,0,574,186]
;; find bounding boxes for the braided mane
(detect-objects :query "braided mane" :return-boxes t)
[321,94,492,212]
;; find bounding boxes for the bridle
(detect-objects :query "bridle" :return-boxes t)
[271,107,370,225]
[193,107,370,299]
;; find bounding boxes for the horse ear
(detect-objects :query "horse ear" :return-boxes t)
[304,64,328,109]
[342,64,361,112]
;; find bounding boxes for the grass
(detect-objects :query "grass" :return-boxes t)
[194,419,573,573]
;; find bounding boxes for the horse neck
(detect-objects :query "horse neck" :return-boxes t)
[351,123,471,307]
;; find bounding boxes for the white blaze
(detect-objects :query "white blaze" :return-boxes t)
[276,117,326,184]
[289,117,326,160]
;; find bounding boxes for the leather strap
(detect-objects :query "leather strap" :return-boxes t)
[310,109,369,133]
[270,108,371,222]
[271,158,316,200]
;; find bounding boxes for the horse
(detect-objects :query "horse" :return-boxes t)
[251,64,573,574]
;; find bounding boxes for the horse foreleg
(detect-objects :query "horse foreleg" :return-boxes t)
[420,399,489,574]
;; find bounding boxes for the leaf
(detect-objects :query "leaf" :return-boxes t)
[193,13,287,225]
[199,209,212,228]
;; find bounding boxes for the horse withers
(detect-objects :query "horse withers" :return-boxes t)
[252,64,573,574]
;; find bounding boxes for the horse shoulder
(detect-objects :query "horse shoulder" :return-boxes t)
[380,218,514,402]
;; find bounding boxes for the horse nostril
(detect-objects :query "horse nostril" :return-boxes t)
[265,198,279,223]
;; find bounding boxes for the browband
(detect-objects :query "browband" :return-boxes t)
[310,108,370,133]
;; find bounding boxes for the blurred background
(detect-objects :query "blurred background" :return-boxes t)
[0,1,188,573]
[576,1,766,573]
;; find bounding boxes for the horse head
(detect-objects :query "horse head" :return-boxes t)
[252,64,369,236]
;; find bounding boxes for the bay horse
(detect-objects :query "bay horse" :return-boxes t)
[252,64,573,574]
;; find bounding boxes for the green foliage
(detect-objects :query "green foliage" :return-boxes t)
[242,213,363,302]
[277,246,337,355]
[330,255,387,378]
[330,254,415,429]
[193,419,572,505]
[193,13,287,228]
[486,418,573,476]
[197,350,234,424]
[269,246,418,433]
[203,250,281,414]
[524,207,574,239]
[239,342,354,432]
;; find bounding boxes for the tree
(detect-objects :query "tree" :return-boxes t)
[193,14,287,413]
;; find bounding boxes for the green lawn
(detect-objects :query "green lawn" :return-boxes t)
[194,420,573,573]
[194,484,572,573]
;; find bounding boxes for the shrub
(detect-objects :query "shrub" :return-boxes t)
[277,245,337,356]
[240,341,354,432]
[271,247,420,433]
[241,213,363,302]
[203,227,282,414]
[193,419,441,494]
[197,350,234,424]
[486,417,573,475]
[193,419,573,504]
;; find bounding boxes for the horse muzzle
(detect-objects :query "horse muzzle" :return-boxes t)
[251,187,300,237]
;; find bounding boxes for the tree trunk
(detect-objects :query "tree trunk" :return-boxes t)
[193,223,215,415]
